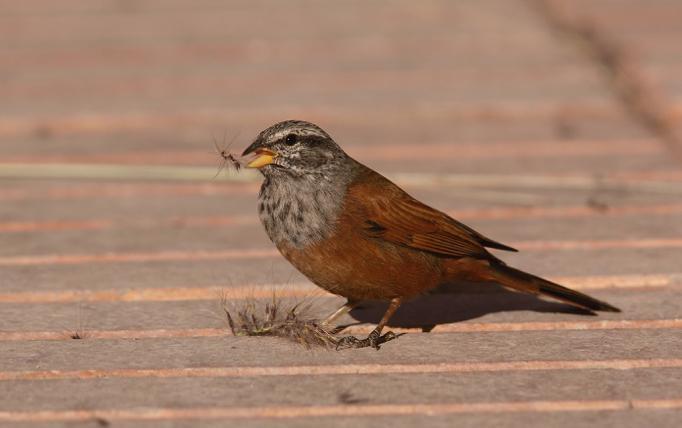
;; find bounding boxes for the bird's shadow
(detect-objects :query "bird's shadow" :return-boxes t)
[344,281,595,332]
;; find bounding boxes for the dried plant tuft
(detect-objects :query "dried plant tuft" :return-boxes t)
[221,293,338,349]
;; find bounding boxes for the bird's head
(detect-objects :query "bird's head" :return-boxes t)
[241,120,348,178]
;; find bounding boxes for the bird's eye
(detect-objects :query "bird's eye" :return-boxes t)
[284,134,297,145]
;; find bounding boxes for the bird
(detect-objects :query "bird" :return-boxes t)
[240,120,620,349]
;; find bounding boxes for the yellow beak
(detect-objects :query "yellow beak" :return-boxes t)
[246,148,278,169]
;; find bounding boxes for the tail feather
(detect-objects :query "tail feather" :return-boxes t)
[490,263,621,313]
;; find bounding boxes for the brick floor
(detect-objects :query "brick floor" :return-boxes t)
[1,0,681,426]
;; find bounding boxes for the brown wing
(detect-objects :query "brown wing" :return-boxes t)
[346,165,517,260]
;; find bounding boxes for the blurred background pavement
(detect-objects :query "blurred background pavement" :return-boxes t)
[1,1,681,426]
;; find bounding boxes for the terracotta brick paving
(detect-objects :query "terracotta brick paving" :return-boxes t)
[1,0,681,426]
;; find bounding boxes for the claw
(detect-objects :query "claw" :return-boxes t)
[367,330,382,350]
[380,331,399,343]
[335,335,362,350]
[335,329,401,351]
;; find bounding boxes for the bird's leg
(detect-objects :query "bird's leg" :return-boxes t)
[336,297,403,350]
[319,299,359,332]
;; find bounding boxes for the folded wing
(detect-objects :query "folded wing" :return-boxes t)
[348,167,517,260]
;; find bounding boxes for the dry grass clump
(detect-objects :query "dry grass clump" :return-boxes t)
[221,294,339,349]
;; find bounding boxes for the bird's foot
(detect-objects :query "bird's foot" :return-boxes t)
[335,329,401,350]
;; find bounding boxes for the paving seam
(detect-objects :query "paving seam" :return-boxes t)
[2,358,682,382]
[1,319,681,342]
[0,273,678,303]
[4,202,682,233]
[2,238,682,266]
[1,399,681,422]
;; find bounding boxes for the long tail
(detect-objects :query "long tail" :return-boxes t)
[489,262,621,312]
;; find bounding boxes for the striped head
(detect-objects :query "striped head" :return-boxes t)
[241,120,349,178]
